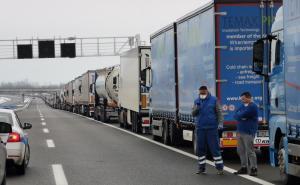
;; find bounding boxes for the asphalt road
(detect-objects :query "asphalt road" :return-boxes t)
[6,98,287,185]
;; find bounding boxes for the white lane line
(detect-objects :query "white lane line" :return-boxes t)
[41,122,47,126]
[41,118,45,121]
[43,128,50,133]
[46,139,55,148]
[72,112,275,185]
[52,164,68,185]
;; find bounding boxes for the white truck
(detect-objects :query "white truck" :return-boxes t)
[78,71,96,117]
[118,46,152,133]
[94,66,119,122]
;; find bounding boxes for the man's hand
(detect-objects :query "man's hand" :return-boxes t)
[192,105,200,117]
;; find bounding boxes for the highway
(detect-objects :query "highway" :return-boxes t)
[2,98,284,185]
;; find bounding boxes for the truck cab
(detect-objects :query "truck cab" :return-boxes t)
[253,3,300,183]
[265,7,286,168]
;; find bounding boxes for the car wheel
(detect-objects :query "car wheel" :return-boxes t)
[1,171,6,185]
[16,159,26,175]
[16,145,30,175]
[24,145,30,168]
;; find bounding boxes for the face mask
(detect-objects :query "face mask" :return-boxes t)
[244,103,249,107]
[200,95,207,99]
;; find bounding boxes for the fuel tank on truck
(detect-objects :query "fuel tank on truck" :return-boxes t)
[95,65,120,107]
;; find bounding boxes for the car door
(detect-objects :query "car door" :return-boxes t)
[0,122,12,184]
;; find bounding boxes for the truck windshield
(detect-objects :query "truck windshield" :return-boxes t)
[0,112,13,125]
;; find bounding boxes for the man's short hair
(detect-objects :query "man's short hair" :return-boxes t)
[241,91,252,98]
[199,86,208,90]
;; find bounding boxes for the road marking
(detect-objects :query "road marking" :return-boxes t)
[46,139,55,148]
[41,118,45,121]
[43,128,50,133]
[52,164,68,185]
[41,122,46,126]
[72,112,275,185]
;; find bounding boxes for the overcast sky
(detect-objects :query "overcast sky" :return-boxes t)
[0,0,209,85]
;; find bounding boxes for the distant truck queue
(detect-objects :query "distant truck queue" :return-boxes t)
[41,0,299,184]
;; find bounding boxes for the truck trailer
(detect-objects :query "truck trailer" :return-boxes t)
[65,80,74,112]
[73,75,82,113]
[150,0,281,152]
[118,46,152,133]
[94,66,120,122]
[252,1,300,183]
[77,71,96,117]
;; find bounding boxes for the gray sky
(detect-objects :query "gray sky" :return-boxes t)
[0,0,209,85]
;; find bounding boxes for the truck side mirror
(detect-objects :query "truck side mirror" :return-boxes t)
[252,40,265,75]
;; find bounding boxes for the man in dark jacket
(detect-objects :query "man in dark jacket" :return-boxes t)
[233,92,258,176]
[192,86,224,175]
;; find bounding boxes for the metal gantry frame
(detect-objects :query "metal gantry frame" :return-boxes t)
[0,35,144,59]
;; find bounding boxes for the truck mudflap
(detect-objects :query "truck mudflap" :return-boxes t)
[220,130,269,148]
[142,117,150,127]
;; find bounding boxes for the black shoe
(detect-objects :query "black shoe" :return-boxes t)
[196,168,206,174]
[234,167,248,175]
[250,168,258,176]
[217,169,224,175]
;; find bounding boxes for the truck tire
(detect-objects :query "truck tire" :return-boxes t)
[278,138,295,185]
[131,112,137,133]
[169,122,182,146]
[119,111,124,128]
[162,120,169,145]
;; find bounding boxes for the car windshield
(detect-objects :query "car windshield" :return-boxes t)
[0,112,13,125]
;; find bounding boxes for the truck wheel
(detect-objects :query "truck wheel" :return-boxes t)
[162,121,169,145]
[131,115,136,133]
[169,122,182,146]
[119,112,124,128]
[278,138,295,185]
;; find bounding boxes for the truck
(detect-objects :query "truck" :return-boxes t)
[150,0,281,152]
[94,66,120,122]
[73,76,82,113]
[118,46,152,133]
[252,1,300,183]
[77,71,96,117]
[64,80,74,112]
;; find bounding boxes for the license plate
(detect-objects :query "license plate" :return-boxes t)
[221,139,238,147]
[254,137,269,146]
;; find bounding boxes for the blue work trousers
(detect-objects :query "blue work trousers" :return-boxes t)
[196,128,224,170]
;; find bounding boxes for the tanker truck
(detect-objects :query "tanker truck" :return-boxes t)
[94,66,120,122]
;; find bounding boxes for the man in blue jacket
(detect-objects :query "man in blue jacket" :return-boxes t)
[233,92,258,176]
[192,86,224,175]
